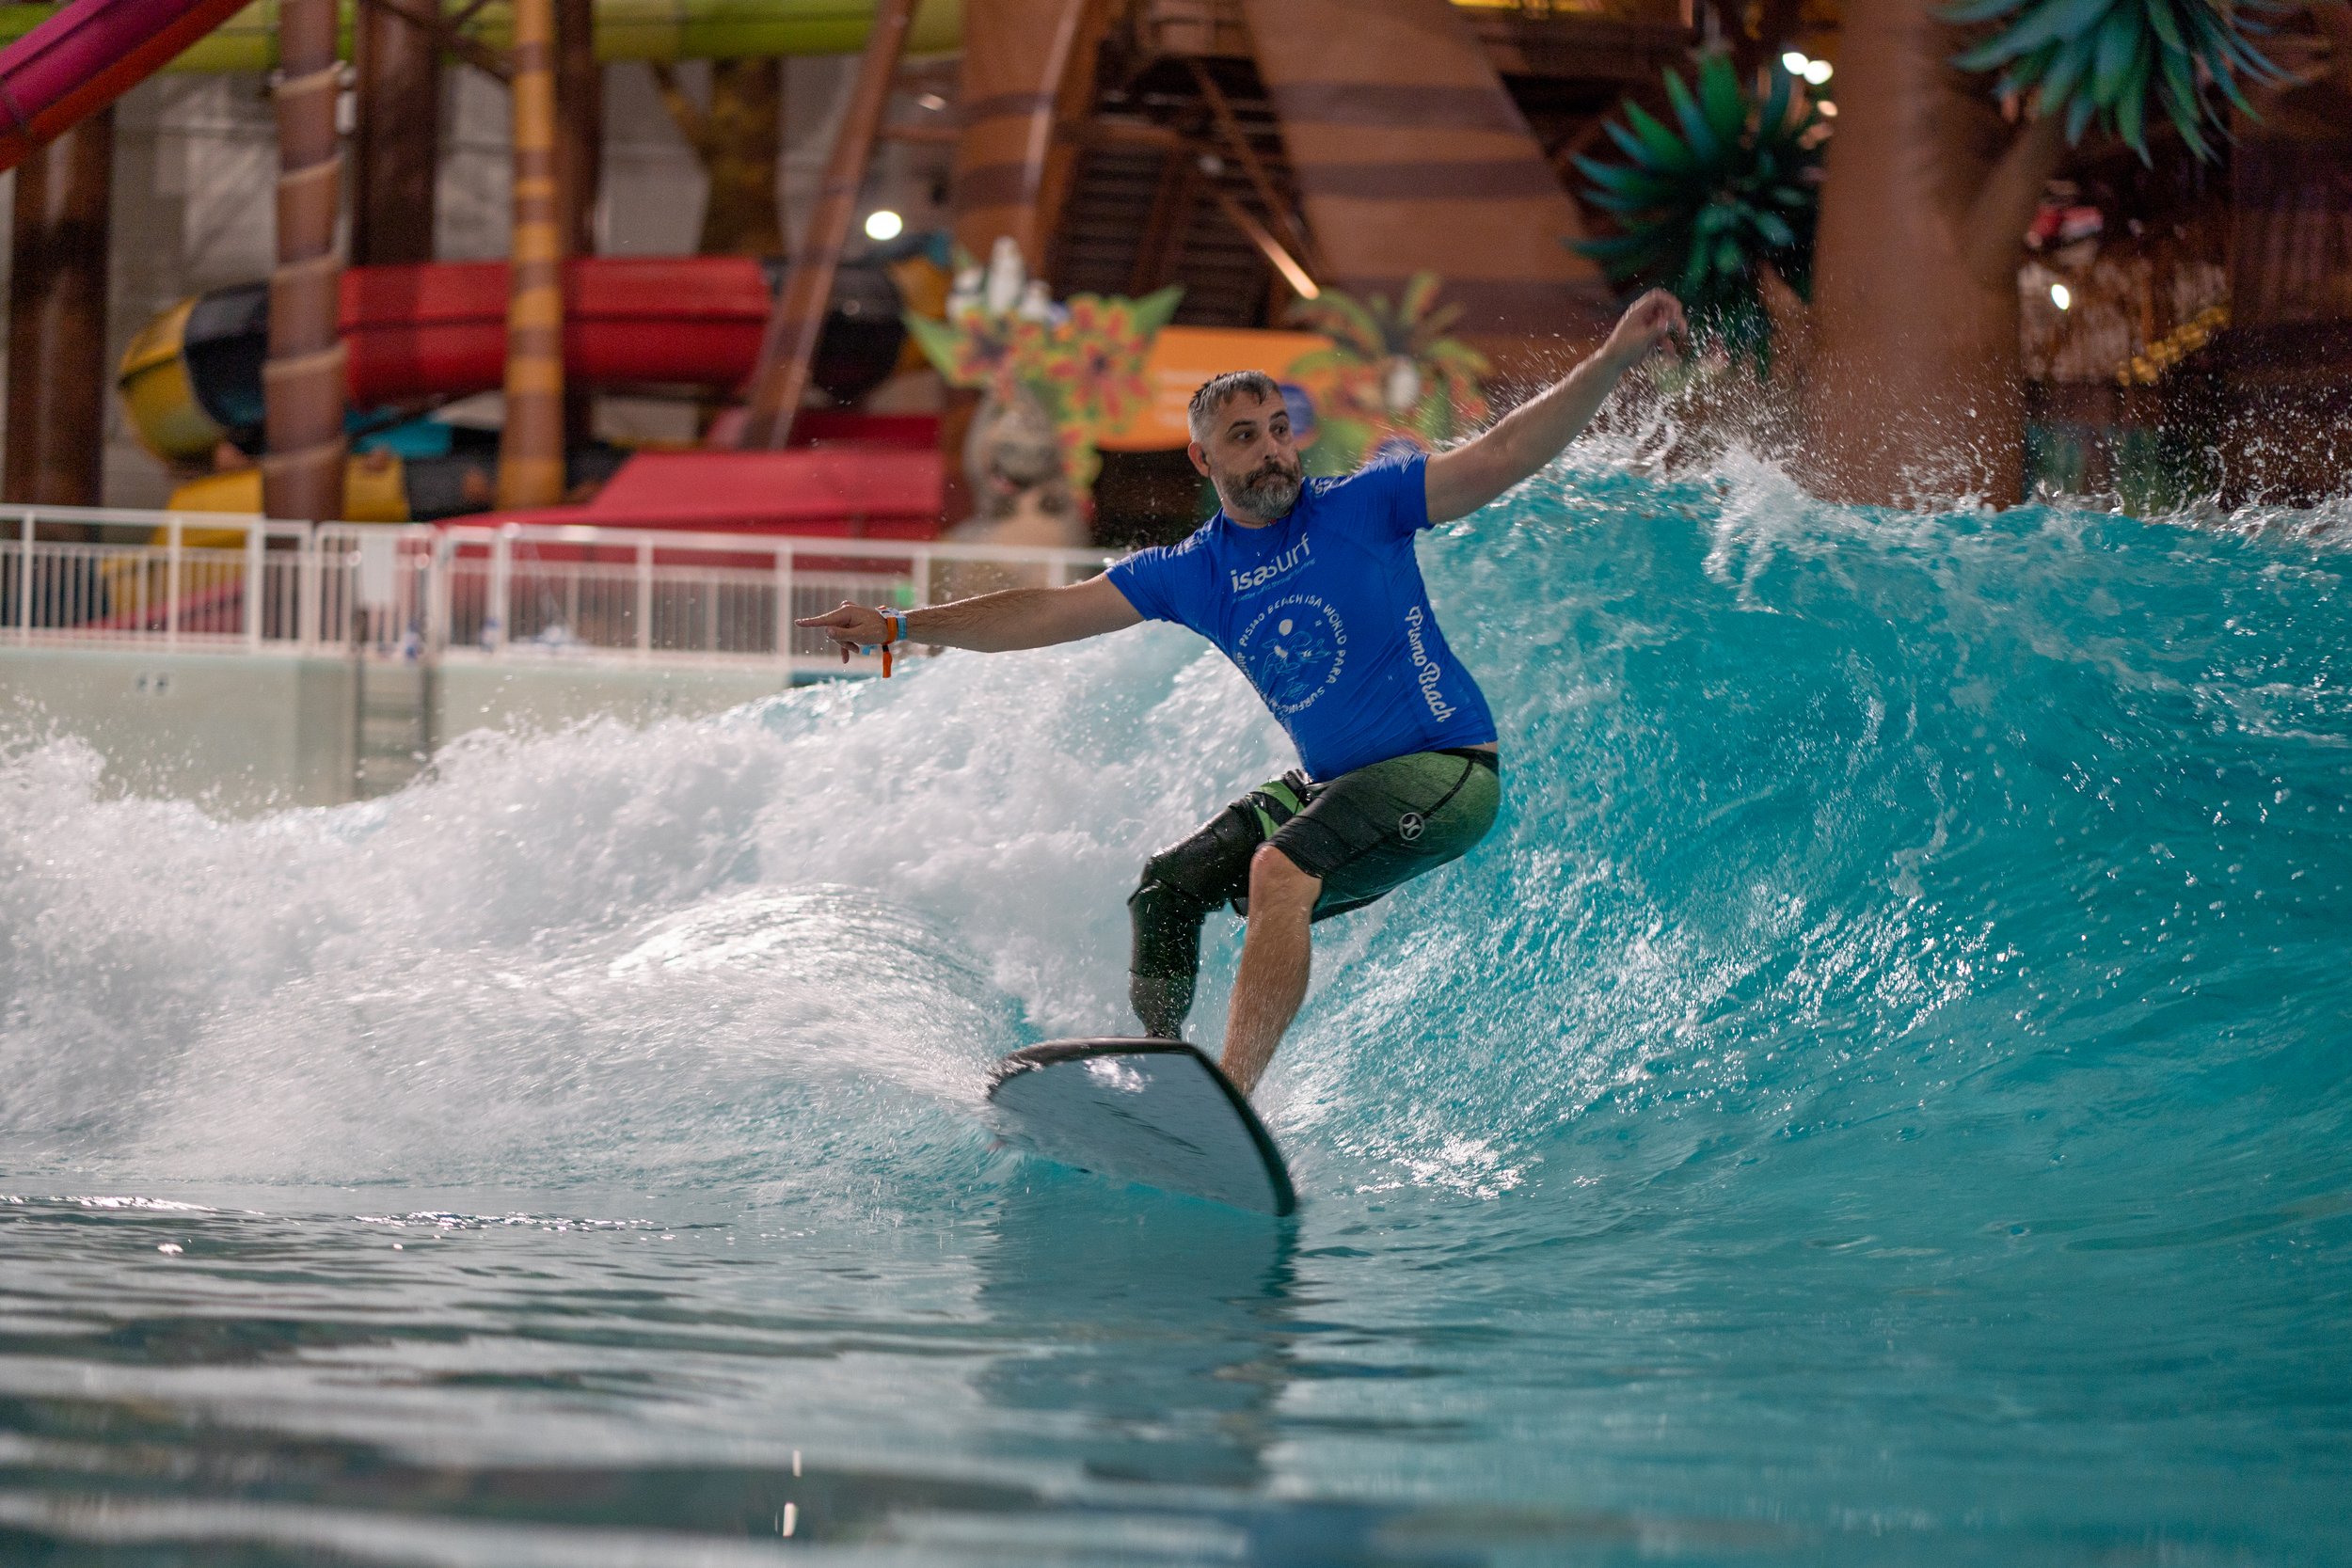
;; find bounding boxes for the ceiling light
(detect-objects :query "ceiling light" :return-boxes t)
[1804,58,1833,85]
[2050,282,2073,310]
[864,210,904,242]
[1782,50,1810,73]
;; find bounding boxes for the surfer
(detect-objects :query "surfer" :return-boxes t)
[802,289,1687,1097]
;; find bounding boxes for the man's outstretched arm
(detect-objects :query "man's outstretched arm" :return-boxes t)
[1423,289,1688,525]
[796,572,1142,660]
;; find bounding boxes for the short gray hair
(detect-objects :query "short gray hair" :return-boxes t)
[1186,371,1283,444]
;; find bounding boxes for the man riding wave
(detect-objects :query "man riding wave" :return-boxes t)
[802,290,1687,1098]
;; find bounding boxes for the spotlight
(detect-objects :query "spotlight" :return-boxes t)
[2050,282,2073,310]
[1804,58,1834,85]
[1782,50,1810,73]
[864,209,904,242]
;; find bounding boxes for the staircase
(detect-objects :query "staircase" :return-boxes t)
[353,653,433,799]
[1049,55,1306,327]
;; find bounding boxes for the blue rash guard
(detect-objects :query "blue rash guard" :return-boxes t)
[1104,455,1497,780]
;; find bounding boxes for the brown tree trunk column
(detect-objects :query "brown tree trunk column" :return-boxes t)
[950,0,1104,273]
[556,0,599,445]
[737,0,917,451]
[6,107,113,508]
[1804,0,2061,505]
[351,0,440,265]
[649,60,787,260]
[262,0,348,522]
[555,0,600,256]
[498,0,566,508]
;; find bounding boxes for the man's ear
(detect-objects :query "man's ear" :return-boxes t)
[1186,440,1211,479]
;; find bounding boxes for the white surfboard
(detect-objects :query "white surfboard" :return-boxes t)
[985,1039,1296,1216]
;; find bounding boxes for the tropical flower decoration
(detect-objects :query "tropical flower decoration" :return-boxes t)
[1945,0,2284,160]
[1287,274,1490,471]
[1573,55,1823,369]
[903,246,1182,497]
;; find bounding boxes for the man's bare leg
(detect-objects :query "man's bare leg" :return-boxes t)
[1220,846,1321,1096]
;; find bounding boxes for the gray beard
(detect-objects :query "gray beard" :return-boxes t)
[1229,467,1302,520]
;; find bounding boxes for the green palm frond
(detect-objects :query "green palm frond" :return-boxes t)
[1307,291,1389,358]
[1293,270,1466,364]
[1573,53,1823,369]
[1947,0,2285,160]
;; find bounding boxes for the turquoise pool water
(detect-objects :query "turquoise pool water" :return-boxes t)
[3,459,2348,1565]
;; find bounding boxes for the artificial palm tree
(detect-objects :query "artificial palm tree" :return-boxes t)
[1572,55,1826,370]
[1288,274,1491,470]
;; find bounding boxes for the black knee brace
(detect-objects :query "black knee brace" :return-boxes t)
[1126,802,1263,1038]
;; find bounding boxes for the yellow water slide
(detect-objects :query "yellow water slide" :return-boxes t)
[0,0,962,68]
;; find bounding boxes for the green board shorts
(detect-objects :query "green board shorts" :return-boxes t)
[1248,747,1502,919]
[1125,747,1502,1037]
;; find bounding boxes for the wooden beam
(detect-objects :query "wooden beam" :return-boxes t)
[1072,118,1186,150]
[1196,168,1318,299]
[1184,58,1323,276]
[737,0,918,449]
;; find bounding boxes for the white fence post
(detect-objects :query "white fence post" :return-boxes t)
[16,512,30,641]
[772,541,794,669]
[486,525,512,653]
[636,537,653,658]
[165,516,183,650]
[426,531,451,655]
[245,518,265,649]
[300,523,322,649]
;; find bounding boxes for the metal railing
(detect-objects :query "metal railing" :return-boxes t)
[3,507,1116,678]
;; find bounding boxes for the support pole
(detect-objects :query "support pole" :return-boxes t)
[556,0,600,446]
[634,537,652,656]
[486,526,513,650]
[17,513,32,640]
[497,0,566,507]
[245,518,264,646]
[262,0,347,523]
[5,107,113,510]
[735,0,917,451]
[351,0,441,265]
[772,542,793,666]
[165,516,182,647]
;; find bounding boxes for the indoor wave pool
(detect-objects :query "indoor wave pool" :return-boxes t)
[4,454,2348,1565]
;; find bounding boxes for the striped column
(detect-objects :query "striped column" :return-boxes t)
[262,0,345,523]
[950,0,1106,272]
[1240,0,1615,349]
[498,0,566,508]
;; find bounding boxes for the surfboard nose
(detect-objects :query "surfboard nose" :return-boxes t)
[985,1038,1296,1216]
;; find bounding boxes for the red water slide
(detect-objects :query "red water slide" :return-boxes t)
[345,256,772,402]
[0,0,251,170]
